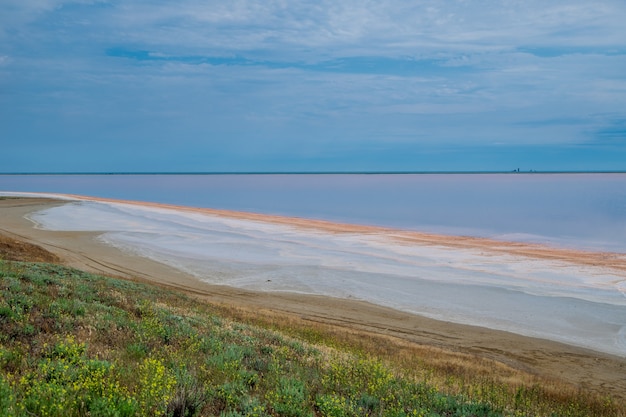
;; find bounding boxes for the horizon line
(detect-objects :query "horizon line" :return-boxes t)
[1,170,626,175]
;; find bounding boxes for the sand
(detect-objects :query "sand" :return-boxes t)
[1,197,625,401]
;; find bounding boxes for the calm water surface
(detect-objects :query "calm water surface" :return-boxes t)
[2,173,626,252]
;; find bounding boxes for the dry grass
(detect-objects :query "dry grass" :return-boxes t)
[0,234,60,263]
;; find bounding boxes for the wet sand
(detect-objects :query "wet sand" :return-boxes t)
[1,197,625,401]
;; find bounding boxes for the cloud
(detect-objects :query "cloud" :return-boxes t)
[517,46,626,58]
[105,47,477,78]
[27,0,614,59]
[2,0,626,171]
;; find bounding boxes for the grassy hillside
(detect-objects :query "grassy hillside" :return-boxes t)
[0,257,622,416]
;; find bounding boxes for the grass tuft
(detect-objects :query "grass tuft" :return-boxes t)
[0,259,623,416]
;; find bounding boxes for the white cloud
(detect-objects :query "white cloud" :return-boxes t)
[5,0,624,61]
[2,0,626,167]
[1,0,107,26]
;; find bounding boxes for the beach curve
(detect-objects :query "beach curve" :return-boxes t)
[1,195,625,401]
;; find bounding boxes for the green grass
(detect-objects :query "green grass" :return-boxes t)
[0,260,622,417]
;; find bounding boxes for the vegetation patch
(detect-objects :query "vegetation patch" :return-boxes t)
[0,260,621,416]
[0,235,60,263]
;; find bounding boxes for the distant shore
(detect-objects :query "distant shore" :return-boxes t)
[2,170,626,174]
[1,196,625,401]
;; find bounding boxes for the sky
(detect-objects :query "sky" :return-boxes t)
[1,0,626,172]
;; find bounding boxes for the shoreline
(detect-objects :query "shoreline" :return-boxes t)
[1,196,626,401]
[31,192,626,271]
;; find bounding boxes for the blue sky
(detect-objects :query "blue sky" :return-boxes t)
[1,1,626,172]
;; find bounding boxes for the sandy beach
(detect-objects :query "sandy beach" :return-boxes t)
[38,192,626,274]
[1,197,625,402]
